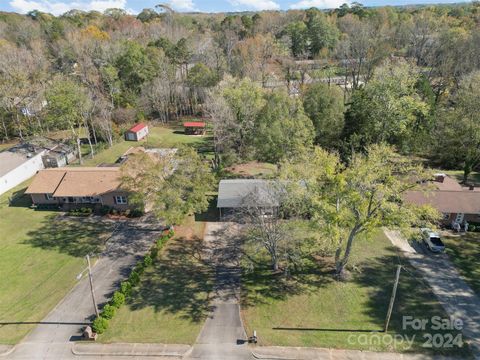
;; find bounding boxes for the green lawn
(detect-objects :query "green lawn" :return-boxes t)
[442,170,480,186]
[81,124,213,166]
[444,233,480,295]
[100,216,213,344]
[0,184,113,344]
[241,230,470,356]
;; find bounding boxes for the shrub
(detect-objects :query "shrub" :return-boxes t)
[92,316,109,334]
[143,254,153,267]
[129,208,144,218]
[128,270,140,286]
[150,246,159,259]
[110,291,125,308]
[101,304,116,319]
[99,205,110,216]
[120,281,132,297]
[168,229,175,238]
[134,262,145,275]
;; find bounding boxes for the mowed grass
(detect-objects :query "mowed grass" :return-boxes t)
[0,184,113,344]
[82,124,213,166]
[101,216,213,344]
[444,233,480,295]
[241,230,470,356]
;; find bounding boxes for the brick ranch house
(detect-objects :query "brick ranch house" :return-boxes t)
[25,167,131,211]
[404,173,480,226]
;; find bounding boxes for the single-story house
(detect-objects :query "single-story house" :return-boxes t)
[25,167,130,211]
[125,123,149,141]
[404,173,480,226]
[217,179,282,220]
[184,121,206,135]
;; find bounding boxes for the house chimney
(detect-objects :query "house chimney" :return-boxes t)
[434,173,446,183]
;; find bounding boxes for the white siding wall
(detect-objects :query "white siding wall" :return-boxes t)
[136,126,149,140]
[0,151,46,195]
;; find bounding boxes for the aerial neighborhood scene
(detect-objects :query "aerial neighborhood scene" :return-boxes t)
[1,0,480,359]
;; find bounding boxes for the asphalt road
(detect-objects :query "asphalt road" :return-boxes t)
[6,216,163,360]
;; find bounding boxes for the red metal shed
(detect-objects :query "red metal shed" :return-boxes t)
[183,122,206,135]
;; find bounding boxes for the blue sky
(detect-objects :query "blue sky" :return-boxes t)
[2,0,469,15]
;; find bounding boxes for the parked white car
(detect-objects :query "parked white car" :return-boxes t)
[421,228,445,253]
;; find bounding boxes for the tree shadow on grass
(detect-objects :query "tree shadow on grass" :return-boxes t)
[127,236,214,323]
[24,215,114,257]
[353,248,472,355]
[241,255,335,308]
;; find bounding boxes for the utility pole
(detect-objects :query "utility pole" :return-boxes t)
[86,255,99,317]
[384,265,401,332]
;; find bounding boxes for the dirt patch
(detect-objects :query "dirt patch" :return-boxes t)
[226,161,277,178]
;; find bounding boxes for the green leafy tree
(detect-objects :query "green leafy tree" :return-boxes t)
[116,42,155,94]
[187,63,219,88]
[285,21,308,58]
[255,91,314,163]
[343,60,430,152]
[303,83,345,148]
[281,144,439,279]
[305,9,339,56]
[46,78,91,164]
[434,71,480,184]
[121,147,214,225]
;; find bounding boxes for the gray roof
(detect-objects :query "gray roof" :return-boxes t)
[217,179,281,208]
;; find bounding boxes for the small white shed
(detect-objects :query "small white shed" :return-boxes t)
[125,123,149,141]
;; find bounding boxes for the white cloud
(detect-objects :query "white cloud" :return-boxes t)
[9,0,127,15]
[230,0,281,11]
[289,0,346,9]
[168,0,196,11]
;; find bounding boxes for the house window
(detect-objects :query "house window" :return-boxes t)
[45,193,53,200]
[443,213,450,220]
[114,196,127,204]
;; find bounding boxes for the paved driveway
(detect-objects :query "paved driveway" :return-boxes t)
[384,229,480,358]
[7,216,164,360]
[187,222,252,360]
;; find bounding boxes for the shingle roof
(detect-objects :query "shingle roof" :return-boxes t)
[404,190,480,214]
[217,179,281,208]
[26,167,121,197]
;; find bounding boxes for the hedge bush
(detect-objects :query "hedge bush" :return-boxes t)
[128,270,140,286]
[143,254,153,267]
[110,291,125,308]
[92,229,174,335]
[92,316,109,334]
[120,281,132,297]
[101,304,116,319]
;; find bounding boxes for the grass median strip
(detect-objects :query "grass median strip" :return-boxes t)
[100,217,213,344]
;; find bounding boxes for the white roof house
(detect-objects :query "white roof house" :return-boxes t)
[217,179,282,209]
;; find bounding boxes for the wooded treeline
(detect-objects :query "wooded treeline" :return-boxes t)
[0,3,479,177]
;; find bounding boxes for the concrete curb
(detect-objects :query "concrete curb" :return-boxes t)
[71,342,191,357]
[250,346,460,360]
[0,345,15,357]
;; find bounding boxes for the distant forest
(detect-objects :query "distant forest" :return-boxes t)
[0,3,479,178]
